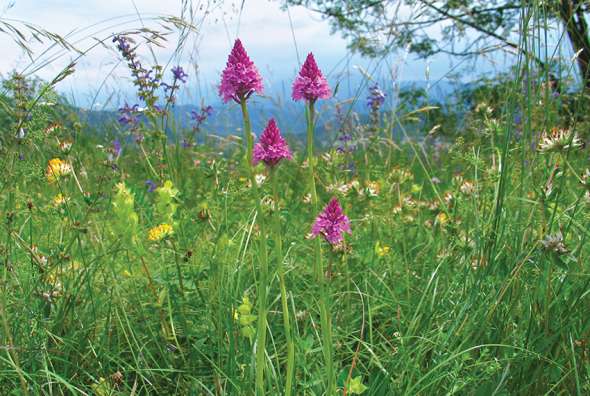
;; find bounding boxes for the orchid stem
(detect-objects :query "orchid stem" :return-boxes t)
[306,101,334,395]
[240,97,269,396]
[271,167,295,396]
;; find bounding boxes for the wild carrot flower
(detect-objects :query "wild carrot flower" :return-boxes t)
[311,197,351,245]
[292,53,331,103]
[538,127,583,153]
[147,223,173,241]
[46,158,72,183]
[253,119,292,167]
[219,39,263,103]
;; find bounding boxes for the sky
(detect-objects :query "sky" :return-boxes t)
[0,0,515,108]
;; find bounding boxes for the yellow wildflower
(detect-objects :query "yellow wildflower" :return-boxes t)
[365,181,380,197]
[147,223,173,241]
[46,158,72,183]
[375,241,391,257]
[52,193,69,207]
[436,212,449,226]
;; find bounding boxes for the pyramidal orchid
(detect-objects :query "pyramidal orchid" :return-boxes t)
[219,39,269,394]
[253,119,292,167]
[219,39,264,103]
[292,53,331,103]
[312,197,352,246]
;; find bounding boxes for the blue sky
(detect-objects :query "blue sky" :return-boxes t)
[1,0,515,108]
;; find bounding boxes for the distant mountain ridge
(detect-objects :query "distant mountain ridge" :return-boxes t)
[78,79,473,146]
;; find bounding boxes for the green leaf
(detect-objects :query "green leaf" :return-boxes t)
[349,376,367,394]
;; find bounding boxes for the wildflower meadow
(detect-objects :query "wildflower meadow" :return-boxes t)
[1,1,590,395]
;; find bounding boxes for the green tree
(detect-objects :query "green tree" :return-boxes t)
[281,0,590,87]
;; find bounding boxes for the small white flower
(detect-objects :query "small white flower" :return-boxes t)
[460,181,476,196]
[538,128,583,153]
[540,231,567,254]
[59,140,73,153]
[337,183,352,195]
[255,174,266,187]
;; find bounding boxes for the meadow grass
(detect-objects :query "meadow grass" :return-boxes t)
[1,3,590,395]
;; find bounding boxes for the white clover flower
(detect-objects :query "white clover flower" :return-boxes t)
[255,173,266,187]
[538,128,583,153]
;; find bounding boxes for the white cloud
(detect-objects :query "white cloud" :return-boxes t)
[1,0,509,107]
[2,0,355,103]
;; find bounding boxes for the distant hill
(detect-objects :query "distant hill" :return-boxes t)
[76,80,472,148]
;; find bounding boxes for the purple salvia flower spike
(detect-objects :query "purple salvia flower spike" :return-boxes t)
[367,84,386,109]
[113,139,122,158]
[171,66,188,83]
